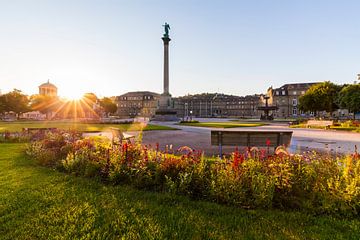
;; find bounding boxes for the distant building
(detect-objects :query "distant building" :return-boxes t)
[21,80,59,120]
[174,93,262,118]
[115,91,160,118]
[39,80,57,96]
[267,82,319,118]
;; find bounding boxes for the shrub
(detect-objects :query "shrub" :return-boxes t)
[26,133,360,216]
[26,129,82,166]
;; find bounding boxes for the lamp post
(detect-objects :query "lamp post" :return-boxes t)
[184,102,188,121]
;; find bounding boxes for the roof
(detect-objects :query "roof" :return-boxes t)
[174,93,261,101]
[39,80,57,89]
[274,82,320,91]
[118,91,160,97]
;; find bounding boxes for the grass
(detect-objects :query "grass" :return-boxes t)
[290,124,360,132]
[1,143,359,239]
[0,121,177,133]
[179,121,264,128]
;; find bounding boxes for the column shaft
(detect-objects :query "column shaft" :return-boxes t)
[163,42,169,95]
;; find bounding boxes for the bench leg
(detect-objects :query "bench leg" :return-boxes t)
[219,144,222,159]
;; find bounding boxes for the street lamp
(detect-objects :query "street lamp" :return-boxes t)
[184,102,188,121]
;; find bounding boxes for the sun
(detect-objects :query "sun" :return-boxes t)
[62,90,84,101]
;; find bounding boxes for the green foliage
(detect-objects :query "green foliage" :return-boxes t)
[30,94,60,117]
[100,97,117,116]
[26,133,360,216]
[0,131,30,143]
[338,84,360,118]
[2,143,360,239]
[299,81,342,114]
[26,129,82,166]
[0,89,30,118]
[179,120,199,123]
[179,121,264,128]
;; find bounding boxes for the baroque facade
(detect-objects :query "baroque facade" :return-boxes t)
[174,93,262,118]
[115,91,160,118]
[266,82,319,118]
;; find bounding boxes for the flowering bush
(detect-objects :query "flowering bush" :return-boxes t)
[0,131,31,143]
[26,129,82,166]
[26,132,360,216]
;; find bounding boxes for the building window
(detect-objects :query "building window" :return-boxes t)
[292,108,297,116]
[292,99,297,106]
[276,91,279,95]
[293,91,297,95]
[282,90,285,95]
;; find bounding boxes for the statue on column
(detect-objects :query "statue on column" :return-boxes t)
[163,22,170,37]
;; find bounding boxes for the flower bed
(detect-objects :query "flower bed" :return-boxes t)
[26,130,360,216]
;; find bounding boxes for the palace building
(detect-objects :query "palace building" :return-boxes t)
[174,93,262,118]
[266,82,319,118]
[115,91,160,118]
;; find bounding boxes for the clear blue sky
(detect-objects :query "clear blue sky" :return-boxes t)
[0,0,359,98]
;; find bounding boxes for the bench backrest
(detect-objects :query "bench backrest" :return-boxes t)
[110,127,125,142]
[211,130,292,147]
[307,120,333,126]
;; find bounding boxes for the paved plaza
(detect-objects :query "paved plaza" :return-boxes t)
[88,118,360,156]
[142,119,360,155]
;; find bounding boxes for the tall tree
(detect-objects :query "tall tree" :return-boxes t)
[299,81,342,116]
[0,95,6,117]
[81,93,99,118]
[337,84,360,119]
[30,94,60,119]
[100,97,117,117]
[2,89,30,119]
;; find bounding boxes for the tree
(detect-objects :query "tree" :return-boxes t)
[100,97,117,116]
[299,81,342,116]
[337,84,360,119]
[2,89,30,119]
[0,95,6,118]
[30,94,60,119]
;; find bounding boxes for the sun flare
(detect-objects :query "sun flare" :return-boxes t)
[62,91,84,101]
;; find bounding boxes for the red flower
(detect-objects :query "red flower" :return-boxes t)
[232,147,244,169]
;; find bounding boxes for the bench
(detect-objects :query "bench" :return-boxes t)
[22,127,57,133]
[109,127,135,146]
[306,120,333,129]
[211,130,293,157]
[21,127,58,140]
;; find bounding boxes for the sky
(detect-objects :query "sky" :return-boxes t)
[0,0,360,99]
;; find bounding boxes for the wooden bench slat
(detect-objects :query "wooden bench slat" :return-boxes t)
[211,130,293,153]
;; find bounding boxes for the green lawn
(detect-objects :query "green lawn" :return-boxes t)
[0,121,177,132]
[1,143,359,239]
[179,121,264,128]
[290,124,360,132]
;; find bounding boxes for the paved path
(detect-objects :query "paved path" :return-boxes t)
[86,118,360,156]
[143,119,360,155]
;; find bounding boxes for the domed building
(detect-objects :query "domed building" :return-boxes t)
[39,80,57,97]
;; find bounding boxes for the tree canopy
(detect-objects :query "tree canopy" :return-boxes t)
[338,84,360,119]
[100,97,117,116]
[299,81,342,114]
[0,89,30,118]
[30,94,60,119]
